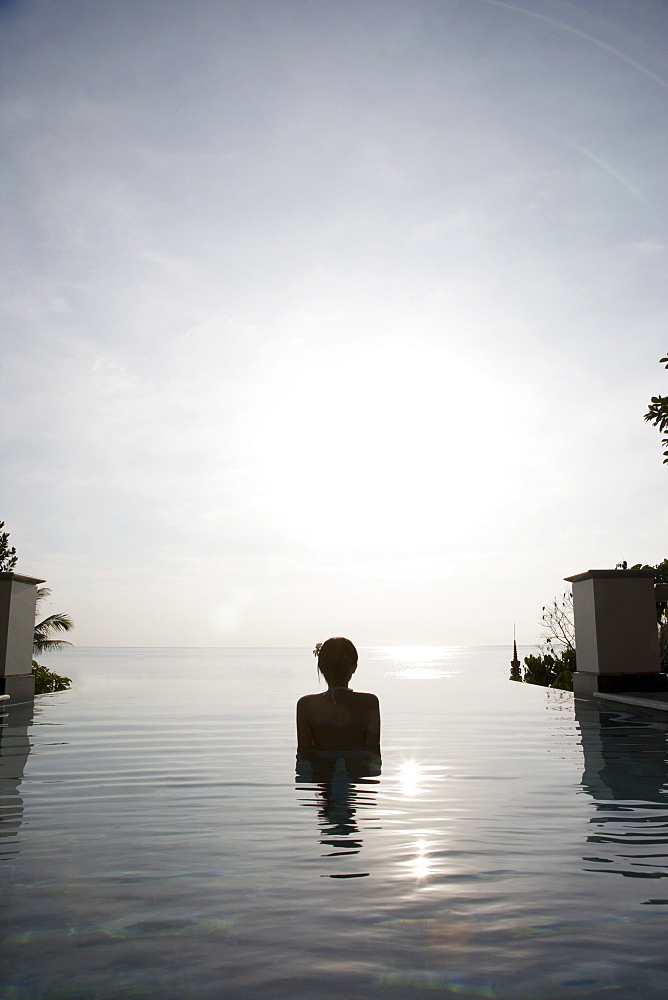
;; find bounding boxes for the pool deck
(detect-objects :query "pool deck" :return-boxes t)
[593,690,668,715]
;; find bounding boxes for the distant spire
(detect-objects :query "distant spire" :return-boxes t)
[509,624,521,681]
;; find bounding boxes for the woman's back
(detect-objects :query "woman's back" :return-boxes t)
[297,688,380,756]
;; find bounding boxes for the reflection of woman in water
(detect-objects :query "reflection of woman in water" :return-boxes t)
[296,637,381,762]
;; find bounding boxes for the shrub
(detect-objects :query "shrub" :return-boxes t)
[517,646,576,691]
[32,660,72,694]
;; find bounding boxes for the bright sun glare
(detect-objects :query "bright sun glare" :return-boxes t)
[407,839,433,880]
[399,760,424,799]
[382,645,459,662]
[248,342,517,551]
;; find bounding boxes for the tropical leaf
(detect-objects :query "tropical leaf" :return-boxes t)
[34,611,74,654]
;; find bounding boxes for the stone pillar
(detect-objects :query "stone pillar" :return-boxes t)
[565,569,663,697]
[0,573,45,700]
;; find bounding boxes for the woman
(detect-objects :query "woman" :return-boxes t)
[296,637,381,760]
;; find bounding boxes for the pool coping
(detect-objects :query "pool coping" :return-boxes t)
[593,691,668,715]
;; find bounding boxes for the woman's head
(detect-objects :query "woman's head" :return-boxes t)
[315,637,358,687]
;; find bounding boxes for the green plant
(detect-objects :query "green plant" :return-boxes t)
[551,646,576,690]
[0,521,18,573]
[520,588,577,691]
[514,582,577,690]
[520,647,575,691]
[32,588,75,696]
[34,588,74,654]
[31,660,72,694]
[644,354,668,465]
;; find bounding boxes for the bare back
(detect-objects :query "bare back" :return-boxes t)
[297,689,380,757]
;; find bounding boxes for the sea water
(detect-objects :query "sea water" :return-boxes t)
[1,645,668,999]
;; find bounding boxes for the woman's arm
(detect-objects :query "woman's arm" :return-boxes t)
[296,697,314,755]
[364,695,381,755]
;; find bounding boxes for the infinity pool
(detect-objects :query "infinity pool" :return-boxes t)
[1,646,668,999]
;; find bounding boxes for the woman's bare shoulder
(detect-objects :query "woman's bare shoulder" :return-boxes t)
[297,693,321,706]
[353,691,379,704]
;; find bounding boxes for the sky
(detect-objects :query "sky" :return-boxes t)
[1,0,667,648]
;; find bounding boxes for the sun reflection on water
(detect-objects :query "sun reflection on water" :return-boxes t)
[407,838,433,880]
[399,760,424,798]
[374,645,463,679]
[379,645,462,663]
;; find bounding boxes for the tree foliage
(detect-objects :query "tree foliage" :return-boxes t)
[31,660,72,694]
[644,354,668,465]
[521,648,576,691]
[32,589,75,694]
[0,522,18,573]
[34,588,74,655]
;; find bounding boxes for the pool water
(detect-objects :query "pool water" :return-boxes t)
[1,645,668,999]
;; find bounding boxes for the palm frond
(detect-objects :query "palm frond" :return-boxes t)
[35,587,52,612]
[33,637,74,654]
[35,612,74,634]
[34,612,74,655]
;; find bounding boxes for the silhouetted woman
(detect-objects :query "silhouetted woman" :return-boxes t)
[296,637,381,761]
